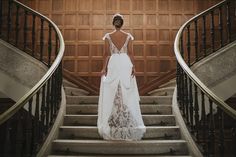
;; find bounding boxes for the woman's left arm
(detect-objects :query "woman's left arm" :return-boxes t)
[128,40,136,76]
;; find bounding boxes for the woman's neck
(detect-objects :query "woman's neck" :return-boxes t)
[115,28,121,31]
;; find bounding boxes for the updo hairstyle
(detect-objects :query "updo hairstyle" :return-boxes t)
[112,14,124,28]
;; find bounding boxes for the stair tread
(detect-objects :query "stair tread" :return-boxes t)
[66,96,172,104]
[53,139,187,143]
[48,155,191,157]
[65,114,174,116]
[66,105,172,115]
[148,87,175,94]
[65,86,89,95]
[52,139,188,155]
[66,96,173,98]
[66,103,172,106]
[60,126,179,129]
[58,125,181,140]
[66,104,172,106]
[63,114,176,126]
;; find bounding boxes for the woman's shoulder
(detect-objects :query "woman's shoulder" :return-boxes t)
[102,32,110,40]
[122,31,134,40]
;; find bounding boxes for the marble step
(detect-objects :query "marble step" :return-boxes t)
[65,87,89,96]
[66,96,172,105]
[66,105,172,115]
[52,139,188,155]
[159,80,176,88]
[64,115,176,126]
[48,155,191,157]
[59,126,180,140]
[148,87,175,96]
[63,79,78,88]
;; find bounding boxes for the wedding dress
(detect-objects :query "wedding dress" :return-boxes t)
[97,31,146,140]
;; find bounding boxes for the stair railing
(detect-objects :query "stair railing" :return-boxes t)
[174,0,236,156]
[0,0,64,156]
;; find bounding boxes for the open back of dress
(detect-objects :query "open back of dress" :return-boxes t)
[97,32,146,140]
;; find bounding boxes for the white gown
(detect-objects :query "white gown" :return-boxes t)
[97,32,146,140]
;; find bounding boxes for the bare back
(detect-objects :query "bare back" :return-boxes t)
[109,31,128,51]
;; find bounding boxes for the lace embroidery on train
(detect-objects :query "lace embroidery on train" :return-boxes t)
[107,83,142,140]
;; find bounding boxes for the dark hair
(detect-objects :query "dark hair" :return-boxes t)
[112,15,124,28]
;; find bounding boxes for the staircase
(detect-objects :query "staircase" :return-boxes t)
[48,79,191,157]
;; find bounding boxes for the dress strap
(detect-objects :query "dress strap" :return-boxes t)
[102,33,110,40]
[103,33,113,46]
[123,33,134,47]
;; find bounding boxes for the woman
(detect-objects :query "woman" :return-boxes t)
[97,13,146,140]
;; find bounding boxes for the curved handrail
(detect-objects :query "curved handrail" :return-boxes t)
[0,0,65,124]
[174,0,236,156]
[174,0,236,120]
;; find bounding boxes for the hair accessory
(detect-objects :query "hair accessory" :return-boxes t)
[112,13,124,20]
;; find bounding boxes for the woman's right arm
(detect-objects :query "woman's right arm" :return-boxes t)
[101,39,110,76]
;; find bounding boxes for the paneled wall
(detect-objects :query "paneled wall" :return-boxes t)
[21,0,221,89]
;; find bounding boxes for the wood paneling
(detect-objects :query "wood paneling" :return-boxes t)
[19,0,221,91]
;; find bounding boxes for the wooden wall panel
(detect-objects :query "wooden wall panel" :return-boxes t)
[19,0,221,90]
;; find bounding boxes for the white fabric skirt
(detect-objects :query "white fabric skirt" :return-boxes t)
[97,53,146,140]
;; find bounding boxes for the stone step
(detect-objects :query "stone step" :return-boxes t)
[148,87,175,96]
[65,87,89,96]
[66,96,172,105]
[63,115,176,126]
[66,105,172,115]
[159,80,176,88]
[66,103,171,106]
[59,126,180,140]
[63,79,78,88]
[52,139,188,155]
[49,155,192,157]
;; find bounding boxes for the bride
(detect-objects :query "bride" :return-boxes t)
[97,13,146,140]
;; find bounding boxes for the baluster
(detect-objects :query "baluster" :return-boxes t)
[32,92,40,155]
[24,98,33,157]
[3,121,12,157]
[184,73,189,124]
[41,85,46,135]
[210,11,215,52]
[55,33,59,56]
[55,35,60,109]
[217,107,224,157]
[15,5,19,46]
[176,63,180,104]
[180,35,185,116]
[232,121,236,156]
[226,1,232,42]
[50,76,54,124]
[194,20,199,62]
[48,24,52,67]
[208,99,215,156]
[23,10,28,51]
[201,91,207,155]
[0,0,2,36]
[7,0,12,42]
[40,19,44,61]
[59,63,63,100]
[219,6,223,47]
[46,79,51,131]
[188,78,194,131]
[53,75,57,117]
[15,112,23,156]
[53,74,57,115]
[194,84,199,141]
[32,14,36,57]
[202,15,206,57]
[187,25,191,66]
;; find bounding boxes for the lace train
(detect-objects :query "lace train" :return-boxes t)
[106,83,145,140]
